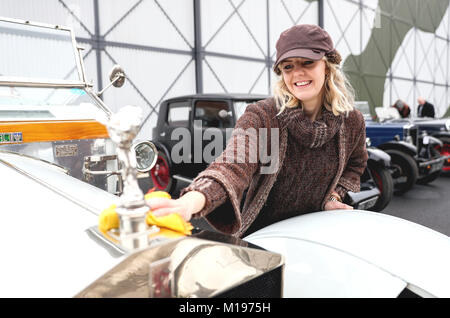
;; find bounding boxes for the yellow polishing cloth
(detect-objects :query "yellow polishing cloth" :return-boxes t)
[146,212,193,235]
[98,203,119,234]
[98,191,193,237]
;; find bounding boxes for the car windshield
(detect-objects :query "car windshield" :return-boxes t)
[375,107,401,122]
[0,19,79,81]
[354,101,371,116]
[233,100,259,120]
[0,86,108,121]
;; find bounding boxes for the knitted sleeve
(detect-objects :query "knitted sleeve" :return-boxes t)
[334,184,348,200]
[337,110,368,193]
[177,100,273,235]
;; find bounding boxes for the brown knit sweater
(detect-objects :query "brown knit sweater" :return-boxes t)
[181,97,368,237]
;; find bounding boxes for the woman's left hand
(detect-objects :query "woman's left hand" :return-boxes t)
[324,200,353,211]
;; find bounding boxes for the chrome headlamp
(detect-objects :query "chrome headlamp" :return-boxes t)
[133,140,158,173]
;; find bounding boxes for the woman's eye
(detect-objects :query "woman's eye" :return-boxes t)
[303,61,314,66]
[283,64,293,70]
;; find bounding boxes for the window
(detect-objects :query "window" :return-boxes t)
[167,101,191,126]
[233,100,256,120]
[194,100,232,128]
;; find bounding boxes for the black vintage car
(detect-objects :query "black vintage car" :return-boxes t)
[149,94,382,210]
[150,94,268,192]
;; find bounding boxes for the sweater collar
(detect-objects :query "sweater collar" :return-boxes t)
[276,105,343,148]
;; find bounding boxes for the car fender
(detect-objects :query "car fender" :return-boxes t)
[244,210,450,298]
[429,131,450,139]
[377,141,417,157]
[421,135,443,147]
[367,147,391,167]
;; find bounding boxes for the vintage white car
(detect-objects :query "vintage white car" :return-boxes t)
[0,17,283,298]
[2,17,450,299]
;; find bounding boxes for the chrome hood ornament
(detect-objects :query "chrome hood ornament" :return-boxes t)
[105,105,157,250]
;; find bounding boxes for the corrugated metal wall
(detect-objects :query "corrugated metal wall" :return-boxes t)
[1,0,449,139]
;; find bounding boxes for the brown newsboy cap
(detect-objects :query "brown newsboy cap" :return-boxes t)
[274,24,335,74]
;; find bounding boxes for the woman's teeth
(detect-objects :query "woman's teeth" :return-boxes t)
[295,81,312,87]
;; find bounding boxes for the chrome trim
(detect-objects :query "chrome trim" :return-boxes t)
[76,236,284,298]
[69,25,84,82]
[86,225,166,257]
[0,77,86,88]
[418,156,446,167]
[85,87,113,117]
[0,150,69,174]
[77,45,88,84]
[85,226,127,258]
[0,156,99,215]
[0,16,73,32]
[445,120,450,132]
[133,141,158,173]
[173,174,194,183]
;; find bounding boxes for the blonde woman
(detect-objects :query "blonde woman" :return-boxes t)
[147,24,368,238]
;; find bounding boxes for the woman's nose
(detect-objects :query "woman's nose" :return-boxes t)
[293,65,306,75]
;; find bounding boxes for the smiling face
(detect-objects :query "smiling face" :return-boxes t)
[279,57,327,112]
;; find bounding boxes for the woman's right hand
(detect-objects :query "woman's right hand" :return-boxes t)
[146,191,206,221]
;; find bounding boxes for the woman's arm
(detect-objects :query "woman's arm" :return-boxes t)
[147,101,271,227]
[335,111,369,199]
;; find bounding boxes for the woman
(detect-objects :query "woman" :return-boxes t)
[147,24,368,238]
[392,99,411,118]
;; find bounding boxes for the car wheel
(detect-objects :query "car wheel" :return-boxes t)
[367,162,394,212]
[385,149,418,195]
[150,150,177,194]
[434,136,450,174]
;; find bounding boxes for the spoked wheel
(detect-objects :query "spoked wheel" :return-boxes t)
[386,149,418,195]
[150,151,176,193]
[367,163,394,212]
[434,136,450,174]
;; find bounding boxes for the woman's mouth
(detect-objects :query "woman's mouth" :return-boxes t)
[294,80,312,88]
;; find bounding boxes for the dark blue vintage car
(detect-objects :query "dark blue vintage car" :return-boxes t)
[384,116,450,173]
[355,102,445,194]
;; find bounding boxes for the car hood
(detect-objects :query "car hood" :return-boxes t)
[0,151,123,297]
[244,210,450,297]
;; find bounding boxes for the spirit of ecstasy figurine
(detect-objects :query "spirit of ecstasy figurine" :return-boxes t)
[106,105,157,249]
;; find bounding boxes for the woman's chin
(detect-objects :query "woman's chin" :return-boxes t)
[293,94,314,102]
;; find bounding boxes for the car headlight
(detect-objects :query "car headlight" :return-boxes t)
[405,135,413,144]
[133,141,158,173]
[365,137,371,147]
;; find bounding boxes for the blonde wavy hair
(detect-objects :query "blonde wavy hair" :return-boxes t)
[274,55,355,117]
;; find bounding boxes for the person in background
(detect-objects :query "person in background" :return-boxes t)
[146,24,368,238]
[417,97,435,118]
[392,99,411,118]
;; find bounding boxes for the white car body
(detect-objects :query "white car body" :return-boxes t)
[245,210,450,298]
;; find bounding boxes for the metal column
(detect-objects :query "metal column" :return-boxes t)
[194,0,203,94]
